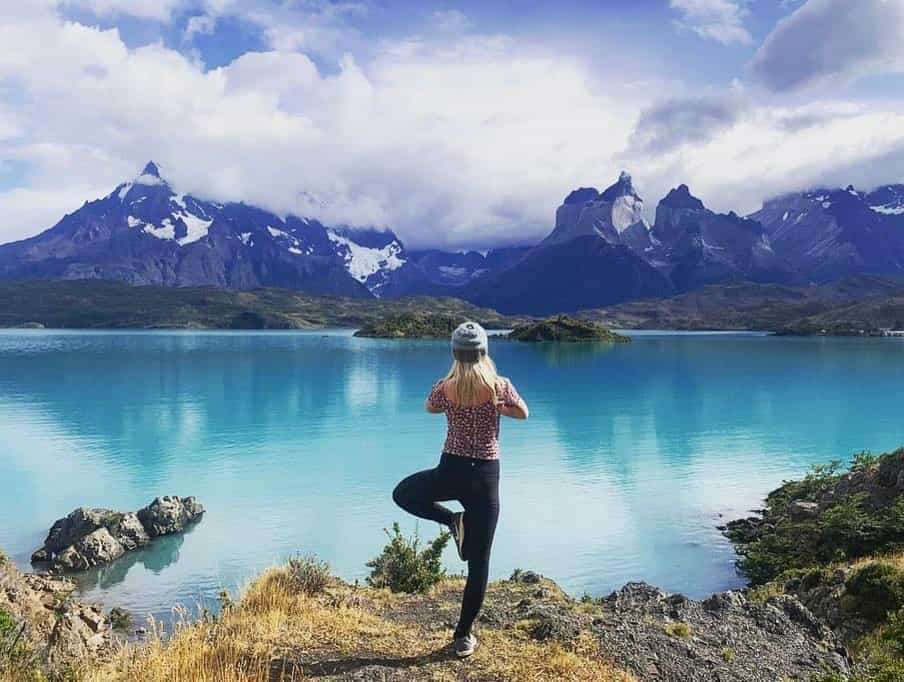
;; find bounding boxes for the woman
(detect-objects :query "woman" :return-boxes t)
[392,321,529,658]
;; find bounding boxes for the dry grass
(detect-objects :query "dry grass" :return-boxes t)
[845,551,904,573]
[85,567,634,682]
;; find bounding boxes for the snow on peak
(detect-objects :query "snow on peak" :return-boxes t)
[134,172,164,187]
[327,230,406,283]
[177,213,213,245]
[872,204,904,216]
[611,194,644,233]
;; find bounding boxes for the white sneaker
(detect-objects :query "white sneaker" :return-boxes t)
[454,633,478,658]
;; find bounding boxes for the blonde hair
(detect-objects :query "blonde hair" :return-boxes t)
[442,348,503,407]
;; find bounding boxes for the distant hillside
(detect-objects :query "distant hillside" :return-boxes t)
[0,280,523,330]
[581,275,904,333]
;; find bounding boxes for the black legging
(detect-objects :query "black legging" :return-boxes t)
[392,452,500,639]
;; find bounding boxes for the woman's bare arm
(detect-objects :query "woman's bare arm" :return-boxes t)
[499,401,528,419]
[497,379,529,419]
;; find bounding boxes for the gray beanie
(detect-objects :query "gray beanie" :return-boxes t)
[451,321,488,353]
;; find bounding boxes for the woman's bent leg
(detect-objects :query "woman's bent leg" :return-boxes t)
[392,467,455,526]
[454,474,500,639]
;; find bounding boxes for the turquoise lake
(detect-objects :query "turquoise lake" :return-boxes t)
[1,329,902,623]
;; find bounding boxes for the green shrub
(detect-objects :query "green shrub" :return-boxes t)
[882,608,904,656]
[721,647,735,662]
[0,609,40,679]
[844,563,904,623]
[286,555,331,596]
[0,609,15,637]
[663,622,692,638]
[366,522,449,594]
[850,451,879,473]
[731,450,904,584]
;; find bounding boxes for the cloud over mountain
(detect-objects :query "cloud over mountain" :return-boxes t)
[1,1,904,252]
[751,0,904,91]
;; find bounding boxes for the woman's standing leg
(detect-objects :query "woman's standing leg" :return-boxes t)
[392,464,457,526]
[454,462,500,639]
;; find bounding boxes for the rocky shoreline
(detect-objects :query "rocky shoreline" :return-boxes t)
[8,450,904,680]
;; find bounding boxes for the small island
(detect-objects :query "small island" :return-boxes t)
[505,315,630,343]
[353,312,522,339]
[353,313,463,338]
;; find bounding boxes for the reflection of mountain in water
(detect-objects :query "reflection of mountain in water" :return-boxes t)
[0,333,405,482]
[72,526,190,591]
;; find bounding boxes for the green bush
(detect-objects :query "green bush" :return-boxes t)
[0,608,40,679]
[366,522,449,594]
[731,451,904,584]
[0,609,15,637]
[844,563,904,623]
[882,608,904,656]
[663,622,692,638]
[286,555,331,596]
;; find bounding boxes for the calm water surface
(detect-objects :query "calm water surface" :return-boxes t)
[1,329,902,622]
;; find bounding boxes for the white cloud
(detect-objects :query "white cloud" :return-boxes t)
[750,0,904,92]
[669,0,753,45]
[0,3,903,252]
[432,9,471,33]
[621,99,904,218]
[183,13,217,41]
[59,0,186,22]
[246,1,369,56]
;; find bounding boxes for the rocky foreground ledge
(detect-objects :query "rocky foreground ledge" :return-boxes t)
[13,567,838,681]
[0,550,116,673]
[31,496,204,572]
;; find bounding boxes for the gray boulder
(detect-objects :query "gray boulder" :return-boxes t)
[56,528,125,571]
[114,513,150,551]
[137,496,204,537]
[38,507,113,556]
[789,500,820,520]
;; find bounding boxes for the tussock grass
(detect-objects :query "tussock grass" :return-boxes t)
[663,622,692,638]
[87,566,634,682]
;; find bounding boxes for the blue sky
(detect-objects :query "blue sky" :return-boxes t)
[1,0,902,249]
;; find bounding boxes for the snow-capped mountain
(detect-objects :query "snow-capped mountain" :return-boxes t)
[750,184,904,280]
[326,227,407,294]
[3,161,904,315]
[0,163,440,298]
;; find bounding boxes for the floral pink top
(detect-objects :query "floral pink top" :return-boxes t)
[428,378,525,460]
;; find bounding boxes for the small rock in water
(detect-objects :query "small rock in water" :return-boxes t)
[31,496,204,573]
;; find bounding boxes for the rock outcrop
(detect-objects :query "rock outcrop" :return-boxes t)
[0,551,116,675]
[32,496,203,572]
[592,581,848,682]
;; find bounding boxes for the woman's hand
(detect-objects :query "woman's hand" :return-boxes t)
[497,401,528,419]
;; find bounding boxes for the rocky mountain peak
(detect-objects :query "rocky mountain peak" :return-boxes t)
[141,161,162,179]
[660,184,705,210]
[563,187,600,206]
[600,170,638,202]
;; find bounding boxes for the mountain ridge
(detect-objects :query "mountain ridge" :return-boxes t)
[2,163,903,316]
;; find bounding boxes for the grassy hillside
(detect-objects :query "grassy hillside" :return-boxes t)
[582,275,904,333]
[0,280,524,330]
